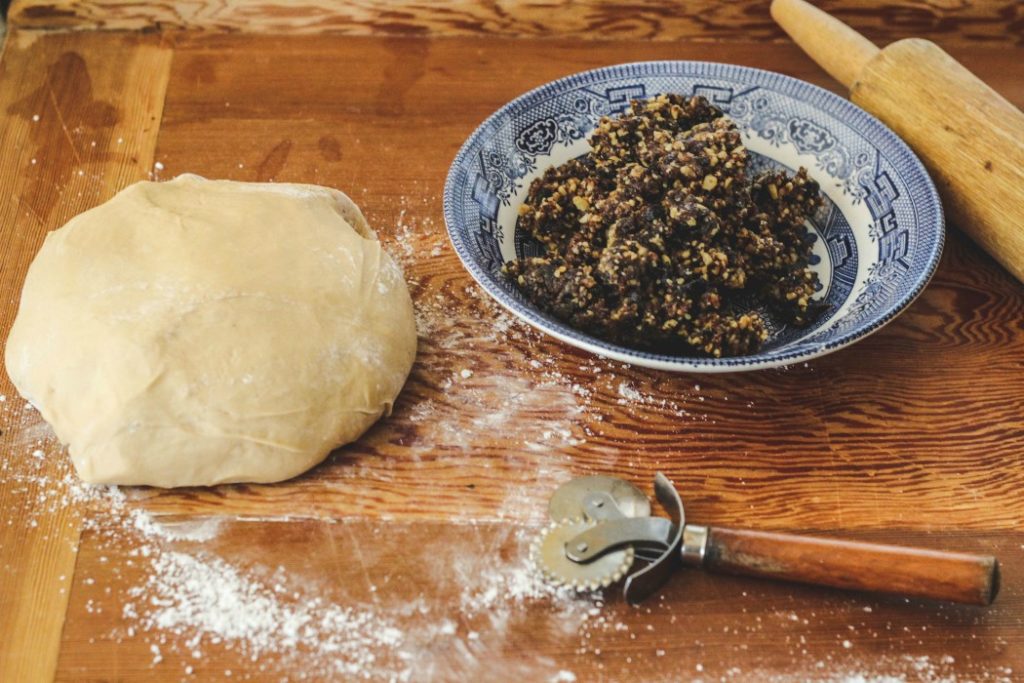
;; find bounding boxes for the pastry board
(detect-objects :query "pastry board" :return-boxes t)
[1,3,1023,681]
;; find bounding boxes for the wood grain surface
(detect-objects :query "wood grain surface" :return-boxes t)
[6,0,1023,46]
[54,520,1024,682]
[0,30,171,682]
[0,16,1022,683]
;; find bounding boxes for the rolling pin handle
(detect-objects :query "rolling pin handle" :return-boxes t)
[773,0,1024,285]
[701,526,999,606]
[770,0,879,89]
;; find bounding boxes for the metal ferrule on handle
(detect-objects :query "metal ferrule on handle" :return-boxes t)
[679,524,709,568]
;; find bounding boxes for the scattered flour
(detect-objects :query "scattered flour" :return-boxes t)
[127,551,405,678]
[128,511,223,543]
[617,381,643,403]
[1,410,587,680]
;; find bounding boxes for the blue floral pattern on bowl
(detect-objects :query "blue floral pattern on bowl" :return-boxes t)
[443,62,944,372]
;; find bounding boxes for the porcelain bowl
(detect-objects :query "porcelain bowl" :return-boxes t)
[442,61,944,372]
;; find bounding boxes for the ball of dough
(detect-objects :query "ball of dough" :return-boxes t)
[5,174,416,487]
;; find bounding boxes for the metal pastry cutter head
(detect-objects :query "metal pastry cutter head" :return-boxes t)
[533,473,701,604]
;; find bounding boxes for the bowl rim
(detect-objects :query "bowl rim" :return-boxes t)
[442,60,945,372]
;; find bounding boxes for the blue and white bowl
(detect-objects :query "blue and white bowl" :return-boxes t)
[442,62,943,372]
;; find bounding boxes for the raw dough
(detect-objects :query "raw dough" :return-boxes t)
[4,174,416,487]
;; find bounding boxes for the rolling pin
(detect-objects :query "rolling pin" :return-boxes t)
[771,0,1024,285]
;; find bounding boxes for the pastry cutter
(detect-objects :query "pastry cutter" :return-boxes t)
[532,473,999,605]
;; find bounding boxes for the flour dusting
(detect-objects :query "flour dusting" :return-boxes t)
[127,551,405,679]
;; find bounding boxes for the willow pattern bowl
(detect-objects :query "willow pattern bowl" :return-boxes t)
[442,61,943,372]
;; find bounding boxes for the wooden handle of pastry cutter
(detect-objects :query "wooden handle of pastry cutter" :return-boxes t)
[702,526,999,605]
[772,0,1024,285]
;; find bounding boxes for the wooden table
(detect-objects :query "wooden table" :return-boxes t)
[1,2,1021,681]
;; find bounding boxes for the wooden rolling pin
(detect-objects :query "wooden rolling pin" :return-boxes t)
[771,0,1024,284]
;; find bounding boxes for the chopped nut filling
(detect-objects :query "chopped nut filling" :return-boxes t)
[505,94,825,358]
